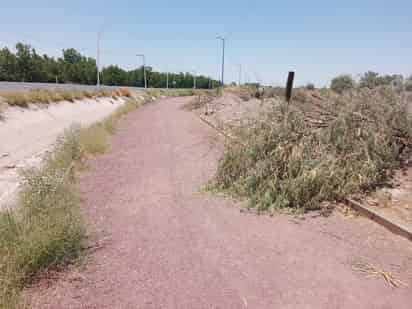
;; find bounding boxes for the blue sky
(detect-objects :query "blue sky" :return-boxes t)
[1,0,411,86]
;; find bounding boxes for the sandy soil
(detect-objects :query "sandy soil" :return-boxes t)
[27,97,412,309]
[0,97,126,208]
[363,167,412,232]
[190,92,273,130]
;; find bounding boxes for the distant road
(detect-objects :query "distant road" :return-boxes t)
[0,81,145,92]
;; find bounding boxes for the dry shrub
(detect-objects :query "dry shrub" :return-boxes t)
[78,124,109,154]
[214,87,412,212]
[118,87,132,97]
[97,89,111,98]
[60,91,75,102]
[0,92,29,107]
[182,95,214,111]
[0,88,131,107]
[82,90,94,99]
[163,89,197,97]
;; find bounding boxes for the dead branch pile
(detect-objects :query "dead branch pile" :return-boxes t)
[214,87,412,212]
[182,94,215,112]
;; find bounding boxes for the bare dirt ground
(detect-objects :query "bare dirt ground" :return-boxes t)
[0,97,125,208]
[27,97,412,309]
[364,167,412,232]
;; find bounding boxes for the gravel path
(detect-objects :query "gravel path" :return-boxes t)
[28,97,412,308]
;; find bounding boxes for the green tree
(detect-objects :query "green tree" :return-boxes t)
[0,42,218,88]
[358,71,402,89]
[305,83,315,90]
[15,43,34,82]
[101,65,127,85]
[330,74,355,93]
[0,47,18,81]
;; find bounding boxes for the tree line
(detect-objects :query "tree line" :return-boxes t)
[330,71,412,93]
[0,42,219,89]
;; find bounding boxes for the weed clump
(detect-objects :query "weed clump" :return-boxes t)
[0,97,144,308]
[0,127,84,308]
[214,87,412,213]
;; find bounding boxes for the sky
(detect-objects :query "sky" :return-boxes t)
[0,0,411,86]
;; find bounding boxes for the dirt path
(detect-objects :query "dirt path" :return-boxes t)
[28,97,412,309]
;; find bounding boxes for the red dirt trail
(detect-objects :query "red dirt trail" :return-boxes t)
[28,97,412,308]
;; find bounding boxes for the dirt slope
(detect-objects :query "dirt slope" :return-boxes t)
[28,97,412,309]
[0,97,125,208]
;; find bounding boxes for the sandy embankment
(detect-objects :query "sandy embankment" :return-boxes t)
[0,97,126,208]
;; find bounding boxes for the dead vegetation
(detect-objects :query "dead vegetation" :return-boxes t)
[213,87,412,213]
[0,87,132,107]
[225,86,257,101]
[182,92,216,112]
[352,261,408,288]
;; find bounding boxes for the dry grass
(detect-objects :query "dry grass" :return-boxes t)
[78,124,110,155]
[78,98,144,155]
[352,261,408,288]
[145,88,214,98]
[0,88,134,107]
[225,86,256,101]
[116,87,132,97]
[0,128,84,308]
[182,93,216,111]
[0,97,146,308]
[214,87,412,213]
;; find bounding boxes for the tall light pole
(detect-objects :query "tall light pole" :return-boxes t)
[192,70,197,89]
[166,71,169,89]
[97,31,102,87]
[136,54,147,89]
[235,64,242,86]
[216,36,225,87]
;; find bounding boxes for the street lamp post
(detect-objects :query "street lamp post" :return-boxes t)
[216,36,225,87]
[235,64,242,86]
[192,70,197,89]
[97,31,102,87]
[136,54,147,89]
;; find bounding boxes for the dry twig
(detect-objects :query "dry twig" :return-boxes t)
[352,261,408,288]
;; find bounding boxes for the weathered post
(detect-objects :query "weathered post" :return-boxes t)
[285,71,295,103]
